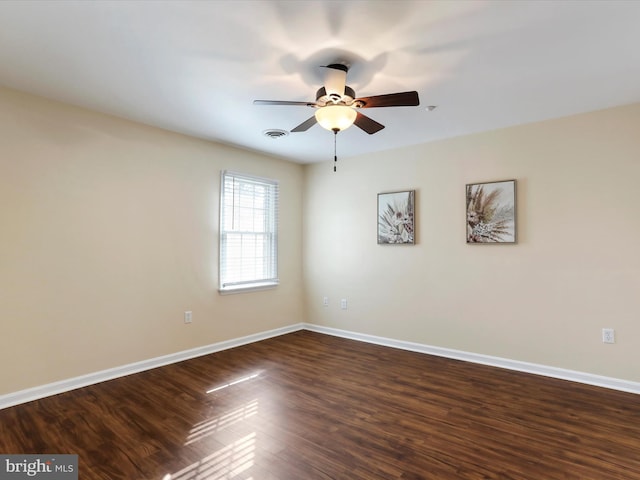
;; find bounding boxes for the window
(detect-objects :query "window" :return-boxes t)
[219,171,278,292]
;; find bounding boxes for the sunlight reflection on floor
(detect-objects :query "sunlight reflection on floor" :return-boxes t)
[184,400,258,446]
[163,371,266,479]
[206,372,261,394]
[166,432,256,480]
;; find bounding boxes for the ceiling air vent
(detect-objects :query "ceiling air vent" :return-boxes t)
[263,129,289,139]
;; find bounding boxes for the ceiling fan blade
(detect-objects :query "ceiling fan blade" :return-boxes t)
[254,100,316,107]
[354,112,385,135]
[355,91,420,108]
[291,116,318,132]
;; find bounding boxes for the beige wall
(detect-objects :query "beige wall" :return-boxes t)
[0,87,305,394]
[304,103,640,383]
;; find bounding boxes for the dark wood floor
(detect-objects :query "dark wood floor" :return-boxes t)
[1,330,639,479]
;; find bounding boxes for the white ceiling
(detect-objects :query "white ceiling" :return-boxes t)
[1,0,639,164]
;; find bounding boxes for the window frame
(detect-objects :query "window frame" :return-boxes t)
[218,170,279,293]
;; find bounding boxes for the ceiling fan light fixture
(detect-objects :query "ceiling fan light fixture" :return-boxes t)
[314,104,357,132]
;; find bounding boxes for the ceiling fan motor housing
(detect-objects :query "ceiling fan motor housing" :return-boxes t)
[315,86,356,106]
[323,63,349,101]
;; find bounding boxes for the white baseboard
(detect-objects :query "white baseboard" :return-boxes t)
[0,323,305,410]
[303,323,640,395]
[2,322,638,410]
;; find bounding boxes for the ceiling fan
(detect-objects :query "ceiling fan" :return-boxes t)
[253,64,420,135]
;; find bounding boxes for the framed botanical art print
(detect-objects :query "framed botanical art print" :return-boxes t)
[466,180,516,244]
[378,190,415,245]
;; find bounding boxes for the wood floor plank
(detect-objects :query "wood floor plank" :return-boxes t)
[1,330,639,479]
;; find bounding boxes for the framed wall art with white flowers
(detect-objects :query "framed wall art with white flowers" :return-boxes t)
[377,190,415,245]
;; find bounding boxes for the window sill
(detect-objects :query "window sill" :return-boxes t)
[218,282,279,295]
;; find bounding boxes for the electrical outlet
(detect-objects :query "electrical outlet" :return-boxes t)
[184,311,192,324]
[323,296,329,307]
[340,299,348,310]
[602,328,615,344]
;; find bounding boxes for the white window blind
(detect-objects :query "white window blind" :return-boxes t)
[219,171,279,291]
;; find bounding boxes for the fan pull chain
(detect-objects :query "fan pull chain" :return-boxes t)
[333,128,338,172]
